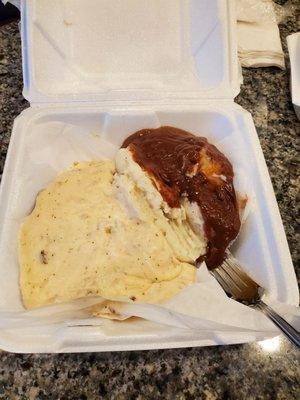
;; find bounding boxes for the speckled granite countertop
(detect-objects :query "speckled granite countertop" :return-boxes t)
[0,1,299,399]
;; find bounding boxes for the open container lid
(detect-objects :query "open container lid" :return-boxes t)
[21,0,240,104]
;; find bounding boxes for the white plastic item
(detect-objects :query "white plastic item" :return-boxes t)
[0,0,298,353]
[21,0,240,103]
[287,32,300,120]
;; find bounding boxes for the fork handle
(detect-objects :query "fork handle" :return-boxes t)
[256,301,300,349]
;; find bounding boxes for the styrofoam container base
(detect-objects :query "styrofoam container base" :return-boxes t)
[0,104,298,352]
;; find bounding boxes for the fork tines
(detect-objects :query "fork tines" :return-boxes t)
[211,251,261,303]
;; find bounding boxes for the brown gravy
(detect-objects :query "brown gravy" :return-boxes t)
[122,126,240,269]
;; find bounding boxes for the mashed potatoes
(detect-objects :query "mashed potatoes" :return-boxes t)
[19,159,205,312]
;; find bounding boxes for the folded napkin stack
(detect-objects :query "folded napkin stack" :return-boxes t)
[237,0,285,69]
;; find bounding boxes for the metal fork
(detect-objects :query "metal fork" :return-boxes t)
[211,251,300,348]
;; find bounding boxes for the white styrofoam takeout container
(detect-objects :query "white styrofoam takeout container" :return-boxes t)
[287,32,300,121]
[0,0,298,353]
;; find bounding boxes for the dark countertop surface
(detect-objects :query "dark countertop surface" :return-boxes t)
[0,1,299,399]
